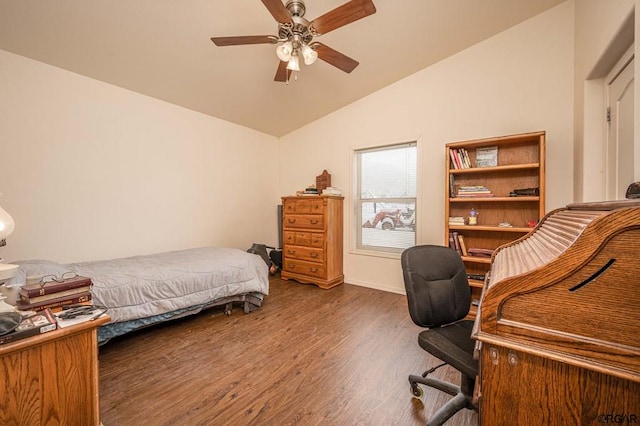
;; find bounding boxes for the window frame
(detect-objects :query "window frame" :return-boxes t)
[352,140,418,257]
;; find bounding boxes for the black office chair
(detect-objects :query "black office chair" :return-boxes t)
[401,245,478,426]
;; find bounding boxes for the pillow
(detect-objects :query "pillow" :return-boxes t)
[3,260,75,288]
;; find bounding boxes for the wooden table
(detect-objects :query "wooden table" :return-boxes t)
[0,315,109,426]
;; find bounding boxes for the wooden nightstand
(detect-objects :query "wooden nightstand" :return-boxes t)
[0,314,110,426]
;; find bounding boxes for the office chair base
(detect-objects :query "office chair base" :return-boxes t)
[408,375,475,426]
[427,392,473,426]
[409,374,459,398]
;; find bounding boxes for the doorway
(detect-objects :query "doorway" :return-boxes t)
[605,49,635,200]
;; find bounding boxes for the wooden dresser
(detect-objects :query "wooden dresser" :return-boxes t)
[0,315,110,426]
[280,195,344,289]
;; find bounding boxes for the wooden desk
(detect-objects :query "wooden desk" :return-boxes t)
[0,315,109,426]
[473,200,640,424]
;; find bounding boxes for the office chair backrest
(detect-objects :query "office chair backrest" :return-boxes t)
[402,245,471,328]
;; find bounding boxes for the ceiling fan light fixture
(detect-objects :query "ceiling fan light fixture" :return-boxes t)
[286,53,300,71]
[276,41,293,62]
[211,0,377,82]
[301,43,318,65]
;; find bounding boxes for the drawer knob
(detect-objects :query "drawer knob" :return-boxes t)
[288,218,296,224]
[287,249,295,254]
[310,267,318,273]
[310,252,318,258]
[310,219,319,224]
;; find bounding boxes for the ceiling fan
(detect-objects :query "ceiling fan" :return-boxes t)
[211,0,376,83]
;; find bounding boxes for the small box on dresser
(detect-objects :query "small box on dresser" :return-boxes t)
[280,195,344,289]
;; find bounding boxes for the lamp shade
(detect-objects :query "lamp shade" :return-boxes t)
[0,205,14,241]
[301,44,318,65]
[276,41,293,62]
[286,54,300,71]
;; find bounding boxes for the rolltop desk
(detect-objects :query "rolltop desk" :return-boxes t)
[473,199,640,424]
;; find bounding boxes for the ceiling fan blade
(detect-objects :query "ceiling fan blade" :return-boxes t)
[274,60,291,82]
[211,35,276,46]
[261,0,292,24]
[313,42,359,73]
[310,0,376,35]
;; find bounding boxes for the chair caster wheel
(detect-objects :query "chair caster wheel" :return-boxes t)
[410,383,424,398]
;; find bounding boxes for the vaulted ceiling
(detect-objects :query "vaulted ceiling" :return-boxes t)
[0,0,565,136]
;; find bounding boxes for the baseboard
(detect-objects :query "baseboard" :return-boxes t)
[343,277,406,295]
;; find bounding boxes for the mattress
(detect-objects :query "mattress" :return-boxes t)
[66,246,269,324]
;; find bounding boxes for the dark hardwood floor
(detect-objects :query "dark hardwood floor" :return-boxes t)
[99,276,478,425]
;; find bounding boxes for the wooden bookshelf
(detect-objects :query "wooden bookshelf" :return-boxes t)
[445,131,546,318]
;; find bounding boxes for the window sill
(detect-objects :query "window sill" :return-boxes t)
[349,248,402,260]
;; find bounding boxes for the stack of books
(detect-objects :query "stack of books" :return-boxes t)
[456,185,493,198]
[16,275,93,312]
[296,187,320,196]
[448,216,465,226]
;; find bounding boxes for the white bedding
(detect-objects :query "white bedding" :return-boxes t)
[65,247,269,323]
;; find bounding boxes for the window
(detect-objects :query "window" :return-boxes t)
[354,142,417,253]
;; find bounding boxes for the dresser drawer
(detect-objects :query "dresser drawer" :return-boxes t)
[283,214,324,230]
[284,245,323,262]
[283,259,326,279]
[284,231,324,247]
[283,198,324,214]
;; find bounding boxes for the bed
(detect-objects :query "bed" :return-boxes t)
[5,247,269,344]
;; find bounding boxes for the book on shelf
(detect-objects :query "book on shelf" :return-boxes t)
[457,234,468,256]
[449,174,455,197]
[462,149,471,168]
[456,185,493,197]
[467,248,495,258]
[452,232,462,254]
[476,146,498,167]
[467,273,486,281]
[16,291,92,312]
[448,216,465,226]
[456,150,466,169]
[19,275,92,298]
[448,232,456,251]
[0,309,57,345]
[449,149,459,169]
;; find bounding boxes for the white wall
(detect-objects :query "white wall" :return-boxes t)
[279,2,575,293]
[0,49,280,263]
[573,0,636,202]
[5,1,633,296]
